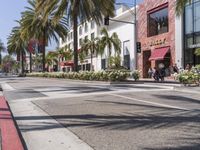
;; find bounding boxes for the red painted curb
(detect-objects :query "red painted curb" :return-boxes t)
[0,96,24,150]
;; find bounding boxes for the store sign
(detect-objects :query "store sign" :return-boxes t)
[149,38,166,47]
[188,43,200,49]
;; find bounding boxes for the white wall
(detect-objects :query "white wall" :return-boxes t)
[104,13,136,71]
[175,15,184,69]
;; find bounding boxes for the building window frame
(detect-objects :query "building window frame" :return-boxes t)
[147,3,169,37]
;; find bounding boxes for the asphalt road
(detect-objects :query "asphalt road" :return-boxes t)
[1,77,200,150]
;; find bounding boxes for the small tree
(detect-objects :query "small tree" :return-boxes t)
[195,48,200,56]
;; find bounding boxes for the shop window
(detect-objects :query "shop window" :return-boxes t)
[147,5,168,37]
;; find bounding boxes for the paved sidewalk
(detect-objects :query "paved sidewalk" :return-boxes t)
[0,94,24,150]
[8,100,94,150]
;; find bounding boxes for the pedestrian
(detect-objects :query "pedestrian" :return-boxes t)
[153,67,159,81]
[185,64,190,71]
[148,67,153,78]
[173,63,179,73]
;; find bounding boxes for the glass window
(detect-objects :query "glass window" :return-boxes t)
[123,41,130,69]
[79,27,82,35]
[148,7,168,37]
[185,49,194,65]
[101,59,106,70]
[186,36,193,48]
[123,40,130,55]
[91,20,95,29]
[194,2,200,32]
[195,35,200,44]
[85,36,88,41]
[85,23,88,33]
[91,33,95,40]
[185,5,193,34]
[79,38,82,46]
[86,64,90,71]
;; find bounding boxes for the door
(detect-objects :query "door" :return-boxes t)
[143,50,151,78]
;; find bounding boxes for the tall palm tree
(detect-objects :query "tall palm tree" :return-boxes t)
[20,0,68,72]
[7,26,27,74]
[37,0,115,72]
[0,39,5,65]
[81,38,100,71]
[176,0,192,16]
[100,27,121,68]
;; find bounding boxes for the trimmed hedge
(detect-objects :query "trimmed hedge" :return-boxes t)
[27,70,131,81]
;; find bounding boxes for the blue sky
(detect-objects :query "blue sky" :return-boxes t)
[0,0,143,50]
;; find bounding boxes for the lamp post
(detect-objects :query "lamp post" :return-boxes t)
[115,0,137,70]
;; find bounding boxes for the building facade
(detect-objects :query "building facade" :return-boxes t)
[183,0,200,67]
[59,19,101,72]
[137,0,176,77]
[59,5,137,72]
[101,5,136,71]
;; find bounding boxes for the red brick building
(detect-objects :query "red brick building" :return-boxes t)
[137,0,176,77]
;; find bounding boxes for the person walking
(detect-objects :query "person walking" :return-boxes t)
[148,67,153,78]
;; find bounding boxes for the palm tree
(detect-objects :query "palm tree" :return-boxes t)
[81,38,100,71]
[46,51,58,71]
[20,0,68,72]
[100,27,121,68]
[176,0,192,16]
[37,0,115,72]
[0,39,5,65]
[7,26,27,74]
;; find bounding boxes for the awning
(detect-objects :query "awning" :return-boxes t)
[149,47,169,61]
[60,61,74,66]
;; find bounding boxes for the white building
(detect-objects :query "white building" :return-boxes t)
[59,5,137,72]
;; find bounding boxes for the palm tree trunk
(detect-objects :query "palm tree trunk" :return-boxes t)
[42,28,46,72]
[21,51,25,74]
[90,52,93,71]
[73,1,80,72]
[0,53,2,65]
[30,52,32,73]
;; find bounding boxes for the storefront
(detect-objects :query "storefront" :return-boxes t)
[137,0,176,78]
[184,0,200,67]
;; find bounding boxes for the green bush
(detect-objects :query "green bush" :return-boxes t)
[177,70,200,85]
[131,70,140,81]
[27,70,130,82]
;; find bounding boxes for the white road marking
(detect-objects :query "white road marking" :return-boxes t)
[9,88,172,102]
[109,93,189,111]
[1,83,15,91]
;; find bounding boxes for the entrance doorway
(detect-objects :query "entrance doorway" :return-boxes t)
[143,50,151,78]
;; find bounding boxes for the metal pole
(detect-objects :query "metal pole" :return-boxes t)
[134,0,137,70]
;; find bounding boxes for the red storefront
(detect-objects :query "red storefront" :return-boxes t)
[137,0,176,78]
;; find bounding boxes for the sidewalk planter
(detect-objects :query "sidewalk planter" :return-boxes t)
[27,70,131,82]
[177,70,200,86]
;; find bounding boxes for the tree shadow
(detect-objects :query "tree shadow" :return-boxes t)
[15,109,200,131]
[153,94,200,105]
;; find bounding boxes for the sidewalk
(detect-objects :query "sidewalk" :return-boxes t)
[0,95,24,150]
